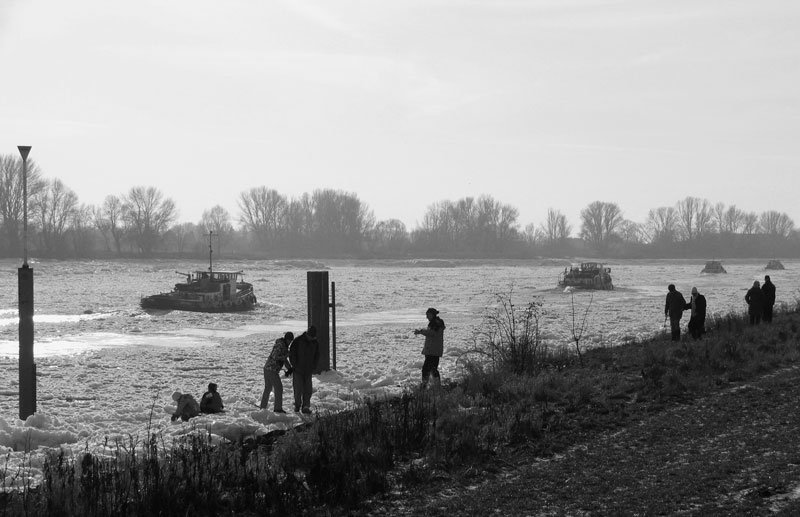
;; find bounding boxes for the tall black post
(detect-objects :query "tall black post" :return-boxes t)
[17,145,35,420]
[18,265,35,419]
[307,271,330,373]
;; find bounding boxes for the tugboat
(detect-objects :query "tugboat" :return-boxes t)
[558,262,614,290]
[701,260,727,274]
[765,259,785,270]
[140,233,257,312]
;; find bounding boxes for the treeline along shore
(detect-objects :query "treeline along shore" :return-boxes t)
[1,154,799,259]
[5,296,800,515]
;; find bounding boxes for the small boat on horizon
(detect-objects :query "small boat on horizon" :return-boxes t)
[765,259,785,270]
[140,232,257,313]
[701,260,727,274]
[558,262,614,290]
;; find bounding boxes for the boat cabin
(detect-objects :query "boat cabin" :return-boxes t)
[176,270,245,301]
[558,262,614,290]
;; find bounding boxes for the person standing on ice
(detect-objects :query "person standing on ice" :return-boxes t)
[414,307,446,388]
[289,326,319,414]
[260,331,294,413]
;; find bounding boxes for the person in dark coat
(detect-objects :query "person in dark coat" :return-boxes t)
[289,326,320,414]
[200,382,224,414]
[414,307,446,387]
[685,287,707,340]
[171,391,200,422]
[762,275,776,323]
[665,284,687,341]
[745,280,765,325]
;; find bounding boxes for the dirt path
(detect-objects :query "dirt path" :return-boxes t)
[364,366,800,516]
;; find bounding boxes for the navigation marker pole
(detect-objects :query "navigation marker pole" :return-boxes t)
[17,145,36,420]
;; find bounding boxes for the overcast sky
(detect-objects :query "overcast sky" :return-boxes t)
[1,0,798,231]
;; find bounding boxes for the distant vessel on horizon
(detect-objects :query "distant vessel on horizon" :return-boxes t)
[765,259,785,270]
[558,262,614,290]
[701,260,727,274]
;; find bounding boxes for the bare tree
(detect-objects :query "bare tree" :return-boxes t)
[371,219,409,254]
[95,194,126,254]
[0,154,44,257]
[759,211,795,237]
[201,205,234,256]
[676,196,713,240]
[540,208,572,243]
[31,178,79,256]
[68,203,95,257]
[237,186,287,249]
[522,223,544,247]
[123,186,177,255]
[645,206,678,244]
[167,222,201,254]
[694,199,715,236]
[284,193,313,247]
[618,220,645,244]
[742,211,759,235]
[311,188,374,252]
[579,201,623,253]
[724,205,745,234]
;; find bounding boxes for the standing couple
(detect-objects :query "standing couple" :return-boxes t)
[260,326,319,414]
[665,284,707,341]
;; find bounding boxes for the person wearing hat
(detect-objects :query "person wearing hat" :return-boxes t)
[414,308,446,388]
[201,382,224,414]
[260,331,294,412]
[289,326,320,414]
[171,390,200,422]
[685,287,707,340]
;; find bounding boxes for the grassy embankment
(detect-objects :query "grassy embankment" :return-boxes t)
[2,294,799,516]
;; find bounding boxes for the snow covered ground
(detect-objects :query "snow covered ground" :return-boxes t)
[0,321,462,488]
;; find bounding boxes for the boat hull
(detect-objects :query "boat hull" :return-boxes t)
[140,293,256,312]
[558,279,614,290]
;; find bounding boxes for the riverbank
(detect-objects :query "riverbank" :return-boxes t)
[4,304,800,515]
[360,310,800,515]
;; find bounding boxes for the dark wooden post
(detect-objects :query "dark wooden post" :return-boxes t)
[331,282,336,370]
[18,265,35,419]
[17,145,35,420]
[307,271,330,373]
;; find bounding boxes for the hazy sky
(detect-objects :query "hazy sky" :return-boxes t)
[1,0,798,231]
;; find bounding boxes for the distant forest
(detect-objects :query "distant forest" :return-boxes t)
[1,154,798,260]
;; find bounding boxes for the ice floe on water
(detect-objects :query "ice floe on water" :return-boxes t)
[0,258,797,487]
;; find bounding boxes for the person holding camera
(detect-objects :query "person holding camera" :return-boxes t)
[260,331,294,413]
[414,307,446,388]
